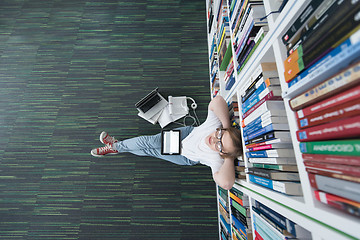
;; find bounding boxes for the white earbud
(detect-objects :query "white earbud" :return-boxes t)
[187,97,197,110]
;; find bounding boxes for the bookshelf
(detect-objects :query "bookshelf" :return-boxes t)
[206,0,360,240]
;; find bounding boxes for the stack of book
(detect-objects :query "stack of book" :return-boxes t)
[217,0,231,72]
[219,186,231,240]
[240,63,302,196]
[228,96,240,126]
[234,157,246,180]
[230,0,268,75]
[229,188,252,240]
[289,59,360,217]
[252,200,312,240]
[281,0,360,89]
[210,35,220,98]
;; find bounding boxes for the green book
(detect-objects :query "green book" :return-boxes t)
[299,139,360,156]
[252,163,298,172]
[219,42,233,71]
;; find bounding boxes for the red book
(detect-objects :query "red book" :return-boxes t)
[304,160,360,177]
[296,115,360,142]
[297,100,360,129]
[255,230,264,240]
[306,168,360,183]
[302,153,360,166]
[314,190,360,217]
[242,91,282,119]
[296,85,360,119]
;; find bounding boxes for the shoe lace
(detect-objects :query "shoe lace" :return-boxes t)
[98,145,111,153]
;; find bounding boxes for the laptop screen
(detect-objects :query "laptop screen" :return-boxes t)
[138,93,162,113]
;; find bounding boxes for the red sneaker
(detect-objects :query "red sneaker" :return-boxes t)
[100,131,118,146]
[91,145,118,157]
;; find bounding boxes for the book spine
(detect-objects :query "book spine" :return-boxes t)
[302,153,360,166]
[246,149,294,158]
[242,101,285,127]
[299,139,360,156]
[288,29,360,88]
[297,101,360,129]
[281,0,324,45]
[248,157,296,165]
[296,84,360,119]
[242,91,282,119]
[245,131,291,145]
[308,173,360,202]
[304,160,360,177]
[244,124,276,141]
[306,167,360,183]
[296,115,360,142]
[290,61,360,111]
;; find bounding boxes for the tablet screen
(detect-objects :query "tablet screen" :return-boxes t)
[161,130,181,155]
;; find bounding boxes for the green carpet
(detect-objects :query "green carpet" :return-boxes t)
[0,0,218,239]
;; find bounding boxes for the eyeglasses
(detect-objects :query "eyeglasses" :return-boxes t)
[215,128,228,154]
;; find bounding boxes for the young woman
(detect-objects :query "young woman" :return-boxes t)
[91,95,242,190]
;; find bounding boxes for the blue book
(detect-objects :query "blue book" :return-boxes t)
[288,30,360,88]
[220,215,231,234]
[225,75,236,90]
[231,214,248,239]
[255,201,297,237]
[244,124,284,141]
[248,174,302,195]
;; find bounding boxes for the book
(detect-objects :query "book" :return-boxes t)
[284,5,360,83]
[296,84,360,119]
[288,28,360,89]
[248,157,296,165]
[287,0,360,56]
[246,149,295,158]
[304,160,360,178]
[245,131,291,145]
[296,115,360,142]
[241,80,281,114]
[242,91,283,120]
[308,172,360,202]
[246,138,292,149]
[252,210,297,239]
[247,142,293,152]
[247,168,300,181]
[306,166,360,183]
[252,163,298,172]
[249,174,302,195]
[281,0,325,45]
[302,153,360,166]
[314,190,360,217]
[289,60,360,111]
[244,123,290,141]
[242,101,285,127]
[299,139,360,156]
[297,100,360,129]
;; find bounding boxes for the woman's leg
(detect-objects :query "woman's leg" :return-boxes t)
[112,126,197,166]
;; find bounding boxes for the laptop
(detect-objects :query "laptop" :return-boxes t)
[135,88,168,120]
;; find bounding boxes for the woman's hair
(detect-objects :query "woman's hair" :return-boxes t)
[221,127,243,159]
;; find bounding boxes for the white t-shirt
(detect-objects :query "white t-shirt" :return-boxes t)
[181,108,224,174]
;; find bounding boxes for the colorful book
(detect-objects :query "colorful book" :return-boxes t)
[252,163,298,172]
[302,153,360,166]
[248,157,296,165]
[247,142,293,152]
[245,131,291,145]
[297,100,360,129]
[314,190,360,217]
[248,174,302,195]
[296,115,360,142]
[245,149,295,158]
[308,173,360,202]
[289,57,360,112]
[242,91,283,120]
[246,138,292,149]
[296,84,360,119]
[244,115,288,135]
[305,167,360,184]
[247,168,300,181]
[304,160,360,178]
[299,139,360,156]
[244,124,290,141]
[242,101,285,127]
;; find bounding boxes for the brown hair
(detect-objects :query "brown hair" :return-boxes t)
[221,127,243,159]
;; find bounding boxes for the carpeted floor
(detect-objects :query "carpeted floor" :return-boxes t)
[0,0,218,239]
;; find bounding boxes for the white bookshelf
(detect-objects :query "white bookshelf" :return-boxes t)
[206,0,360,239]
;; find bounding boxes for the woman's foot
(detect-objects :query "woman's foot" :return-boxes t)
[91,145,118,157]
[100,131,118,146]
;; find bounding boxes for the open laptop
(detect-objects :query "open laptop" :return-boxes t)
[135,88,168,121]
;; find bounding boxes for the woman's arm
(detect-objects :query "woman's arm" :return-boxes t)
[208,95,232,129]
[213,157,235,190]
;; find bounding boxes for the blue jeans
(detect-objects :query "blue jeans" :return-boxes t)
[112,126,198,166]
